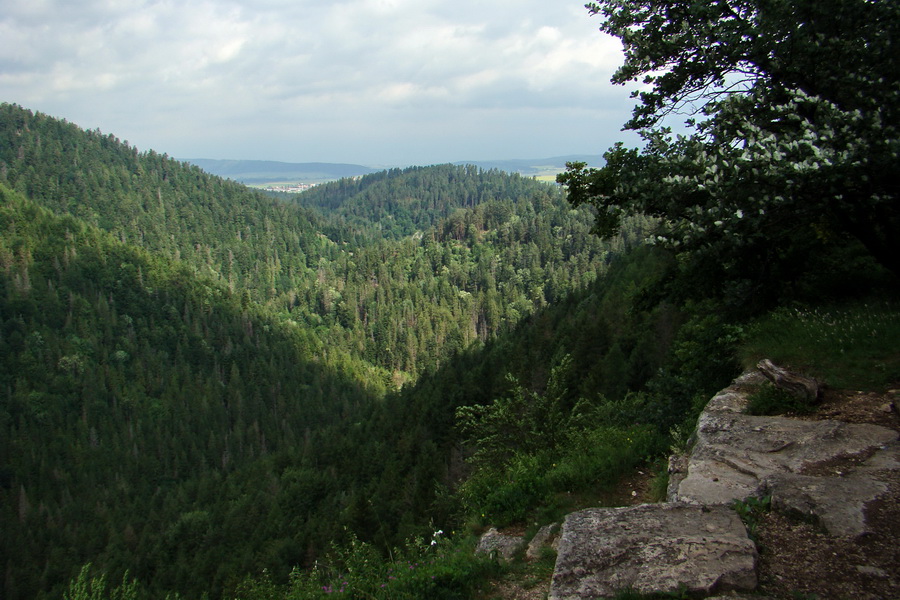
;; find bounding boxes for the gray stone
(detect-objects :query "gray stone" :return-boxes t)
[670,376,898,507]
[526,523,560,561]
[666,452,689,501]
[549,503,757,600]
[856,565,889,578]
[763,472,888,536]
[475,527,525,562]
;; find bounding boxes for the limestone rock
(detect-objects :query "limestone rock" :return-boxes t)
[666,452,689,501]
[670,375,898,508]
[475,527,525,562]
[549,503,757,600]
[763,443,900,536]
[762,472,888,536]
[670,371,899,538]
[526,523,559,561]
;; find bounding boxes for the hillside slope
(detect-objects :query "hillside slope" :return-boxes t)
[0,183,394,598]
[1,105,661,600]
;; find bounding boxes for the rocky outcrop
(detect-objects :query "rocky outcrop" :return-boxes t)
[548,363,900,598]
[475,527,525,562]
[669,370,899,536]
[550,504,757,600]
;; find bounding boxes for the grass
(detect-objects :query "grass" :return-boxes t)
[648,460,670,503]
[495,545,557,592]
[533,174,561,183]
[739,300,900,390]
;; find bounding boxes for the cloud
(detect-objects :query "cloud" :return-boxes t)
[0,0,636,164]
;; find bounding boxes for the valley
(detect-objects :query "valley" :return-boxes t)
[0,104,661,599]
[1,92,896,600]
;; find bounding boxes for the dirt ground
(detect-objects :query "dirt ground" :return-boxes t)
[753,387,900,600]
[484,387,900,600]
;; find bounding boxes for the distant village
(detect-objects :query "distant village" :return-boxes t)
[261,182,318,193]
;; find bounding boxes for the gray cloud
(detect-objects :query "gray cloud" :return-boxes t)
[0,0,639,165]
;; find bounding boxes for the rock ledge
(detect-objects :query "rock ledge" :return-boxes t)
[548,364,899,598]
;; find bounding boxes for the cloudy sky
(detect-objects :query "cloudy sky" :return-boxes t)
[1,0,642,166]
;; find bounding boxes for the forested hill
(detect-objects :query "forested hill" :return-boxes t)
[1,103,655,599]
[0,103,644,379]
[295,164,560,239]
[0,183,389,598]
[0,103,331,304]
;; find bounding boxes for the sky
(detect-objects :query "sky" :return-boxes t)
[1,0,643,167]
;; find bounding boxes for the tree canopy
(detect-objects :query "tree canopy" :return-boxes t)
[560,0,900,308]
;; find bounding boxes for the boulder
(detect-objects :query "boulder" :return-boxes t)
[475,527,525,562]
[526,523,560,561]
[549,503,757,600]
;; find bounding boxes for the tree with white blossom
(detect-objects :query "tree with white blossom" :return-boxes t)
[560,0,900,306]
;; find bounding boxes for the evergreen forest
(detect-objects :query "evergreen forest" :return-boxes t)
[1,103,662,599]
[1,1,898,598]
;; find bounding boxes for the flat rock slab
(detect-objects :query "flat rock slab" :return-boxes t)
[763,471,887,536]
[670,372,899,534]
[549,503,757,599]
[762,442,900,537]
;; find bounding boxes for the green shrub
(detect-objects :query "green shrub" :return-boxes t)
[461,425,662,524]
[63,565,141,600]
[236,532,498,600]
[732,495,772,543]
[745,383,816,416]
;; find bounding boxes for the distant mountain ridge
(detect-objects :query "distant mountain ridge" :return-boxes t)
[181,158,381,184]
[183,155,606,185]
[453,155,605,177]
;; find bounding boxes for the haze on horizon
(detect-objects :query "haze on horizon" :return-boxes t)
[1,0,641,167]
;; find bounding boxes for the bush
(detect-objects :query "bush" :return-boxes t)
[460,425,663,524]
[63,565,141,600]
[732,495,772,543]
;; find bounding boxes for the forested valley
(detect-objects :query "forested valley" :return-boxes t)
[0,103,671,599]
[2,1,898,593]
